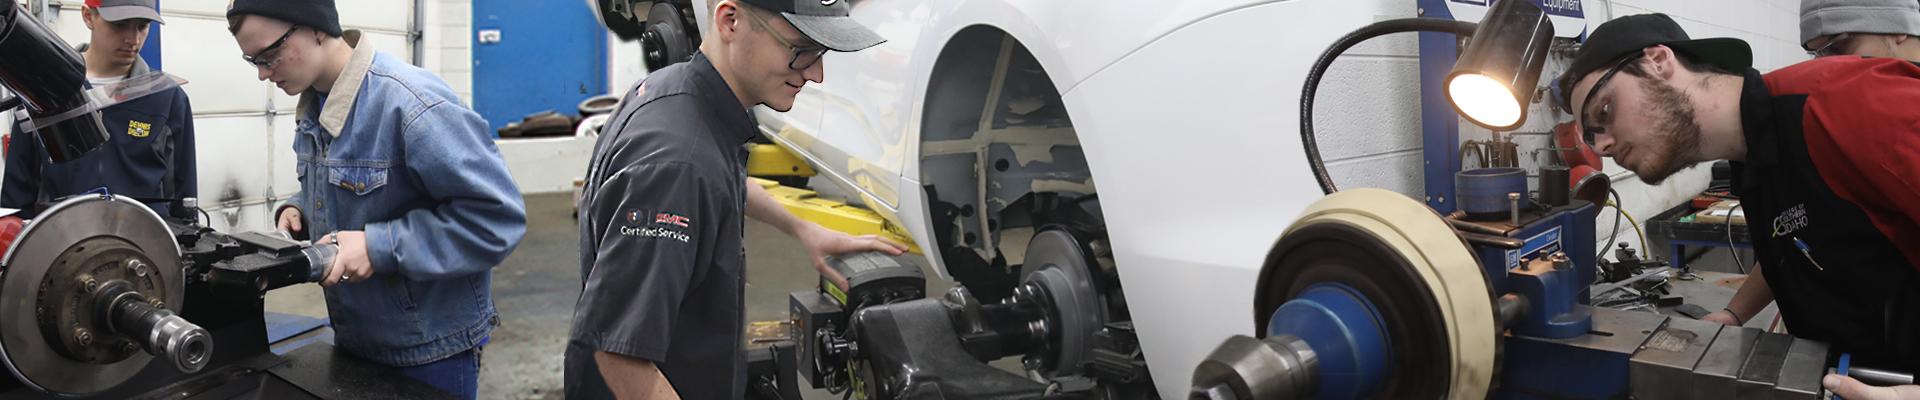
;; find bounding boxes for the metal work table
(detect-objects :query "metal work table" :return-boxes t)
[1648,202,1752,271]
[1607,269,1782,332]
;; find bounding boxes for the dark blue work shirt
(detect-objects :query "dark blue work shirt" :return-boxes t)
[566,52,756,400]
[4,58,195,220]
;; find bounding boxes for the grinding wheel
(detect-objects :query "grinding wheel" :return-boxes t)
[1253,188,1498,398]
[0,194,184,397]
[1019,229,1105,379]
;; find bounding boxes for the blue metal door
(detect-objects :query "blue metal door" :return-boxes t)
[472,0,607,136]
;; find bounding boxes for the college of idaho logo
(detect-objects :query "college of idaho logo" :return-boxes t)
[127,120,152,138]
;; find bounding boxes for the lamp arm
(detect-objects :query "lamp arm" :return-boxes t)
[1301,18,1478,194]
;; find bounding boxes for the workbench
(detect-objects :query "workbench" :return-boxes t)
[1602,270,1782,332]
[1648,202,1752,271]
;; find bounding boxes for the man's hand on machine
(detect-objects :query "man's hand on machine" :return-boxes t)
[797,223,909,292]
[317,231,373,287]
[1826,374,1920,400]
[1701,309,1742,326]
[277,206,304,235]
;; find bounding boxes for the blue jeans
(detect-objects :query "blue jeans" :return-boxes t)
[399,345,482,400]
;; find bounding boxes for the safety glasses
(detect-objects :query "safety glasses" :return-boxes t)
[1578,54,1643,146]
[743,9,829,71]
[242,26,299,69]
[1808,33,1852,57]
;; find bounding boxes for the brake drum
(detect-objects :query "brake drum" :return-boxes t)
[1253,188,1498,398]
[0,195,184,397]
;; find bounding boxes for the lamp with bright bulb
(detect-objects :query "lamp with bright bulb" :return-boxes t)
[1444,0,1554,132]
[1300,0,1556,193]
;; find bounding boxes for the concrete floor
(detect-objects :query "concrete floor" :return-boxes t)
[265,191,950,399]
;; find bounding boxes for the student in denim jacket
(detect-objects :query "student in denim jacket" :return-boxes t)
[227,1,525,398]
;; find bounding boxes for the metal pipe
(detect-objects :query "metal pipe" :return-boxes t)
[1591,267,1673,297]
[1448,218,1509,236]
[302,243,339,282]
[1850,366,1916,386]
[1462,231,1525,249]
[410,0,425,66]
[1508,192,1521,225]
[1189,335,1319,400]
[101,288,211,373]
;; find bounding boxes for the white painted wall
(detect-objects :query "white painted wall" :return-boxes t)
[1319,0,1807,262]
[426,0,474,106]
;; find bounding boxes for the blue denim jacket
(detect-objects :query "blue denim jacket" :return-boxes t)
[288,32,526,367]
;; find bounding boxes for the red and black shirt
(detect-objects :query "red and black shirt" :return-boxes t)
[1735,57,1920,368]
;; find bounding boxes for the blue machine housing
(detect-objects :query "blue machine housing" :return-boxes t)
[1457,168,1531,218]
[1468,200,1599,338]
[1265,283,1392,400]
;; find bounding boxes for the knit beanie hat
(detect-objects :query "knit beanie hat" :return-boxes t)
[1801,0,1920,48]
[227,0,342,37]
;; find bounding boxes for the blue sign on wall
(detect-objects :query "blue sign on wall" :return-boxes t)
[1449,0,1583,18]
[1445,0,1589,38]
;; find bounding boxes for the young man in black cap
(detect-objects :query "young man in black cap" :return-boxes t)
[226,1,526,399]
[1559,13,1920,399]
[568,0,904,398]
[5,0,195,220]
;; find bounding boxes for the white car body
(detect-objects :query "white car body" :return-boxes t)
[694,0,1441,396]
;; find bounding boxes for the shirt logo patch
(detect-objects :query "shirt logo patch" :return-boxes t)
[127,120,152,138]
[620,209,691,243]
[654,212,691,227]
[1773,204,1808,238]
[621,225,691,243]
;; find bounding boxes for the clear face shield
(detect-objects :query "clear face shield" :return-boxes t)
[0,2,179,163]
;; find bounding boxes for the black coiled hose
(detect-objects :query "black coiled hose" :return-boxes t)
[1301,18,1478,194]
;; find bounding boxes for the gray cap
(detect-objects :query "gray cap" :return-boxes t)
[1801,0,1920,48]
[91,0,164,24]
[738,0,885,52]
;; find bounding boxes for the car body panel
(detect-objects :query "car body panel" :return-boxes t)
[697,0,1402,396]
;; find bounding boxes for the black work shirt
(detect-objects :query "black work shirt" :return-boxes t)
[1734,60,1920,369]
[565,53,757,400]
